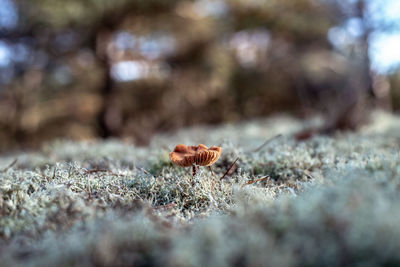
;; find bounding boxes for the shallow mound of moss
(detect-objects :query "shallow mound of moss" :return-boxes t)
[1,111,400,266]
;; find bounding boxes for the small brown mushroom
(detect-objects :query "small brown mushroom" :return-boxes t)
[169,144,222,176]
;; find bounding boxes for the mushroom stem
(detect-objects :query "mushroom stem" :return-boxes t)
[192,165,200,176]
[192,165,196,176]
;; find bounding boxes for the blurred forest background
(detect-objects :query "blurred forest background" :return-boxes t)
[1,0,400,151]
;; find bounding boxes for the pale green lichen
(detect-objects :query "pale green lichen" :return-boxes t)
[1,111,400,266]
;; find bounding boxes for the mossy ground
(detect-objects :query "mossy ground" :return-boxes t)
[1,111,400,266]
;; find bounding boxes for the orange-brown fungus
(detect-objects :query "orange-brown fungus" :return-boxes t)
[169,144,222,167]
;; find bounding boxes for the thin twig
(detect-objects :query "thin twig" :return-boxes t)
[84,169,125,177]
[52,166,57,179]
[137,167,150,175]
[87,174,92,199]
[0,158,18,173]
[220,157,239,180]
[242,176,270,187]
[84,169,109,174]
[253,134,283,152]
[154,203,176,210]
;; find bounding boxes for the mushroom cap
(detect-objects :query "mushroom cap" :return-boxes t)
[169,144,222,167]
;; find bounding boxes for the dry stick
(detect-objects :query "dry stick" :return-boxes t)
[0,158,18,173]
[138,167,150,175]
[220,157,239,180]
[253,134,283,152]
[85,169,109,174]
[87,174,92,199]
[243,175,270,187]
[52,166,57,179]
[154,202,176,210]
[84,169,125,177]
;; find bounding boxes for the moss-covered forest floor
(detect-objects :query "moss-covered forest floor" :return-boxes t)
[1,111,400,266]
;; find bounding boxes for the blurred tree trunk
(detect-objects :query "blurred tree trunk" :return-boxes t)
[325,0,375,132]
[95,27,116,138]
[357,0,374,98]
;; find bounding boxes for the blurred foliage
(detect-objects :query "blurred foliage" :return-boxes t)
[0,0,399,150]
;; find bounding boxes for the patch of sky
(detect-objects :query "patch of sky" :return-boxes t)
[230,29,270,68]
[328,0,400,74]
[193,0,228,18]
[111,60,170,82]
[369,33,400,74]
[138,34,176,60]
[345,18,364,38]
[114,31,136,50]
[367,0,400,73]
[366,0,400,28]
[111,61,148,82]
[113,31,176,60]
[11,43,30,63]
[328,24,357,51]
[0,41,12,67]
[0,0,18,29]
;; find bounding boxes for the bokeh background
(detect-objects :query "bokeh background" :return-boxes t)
[1,0,400,151]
